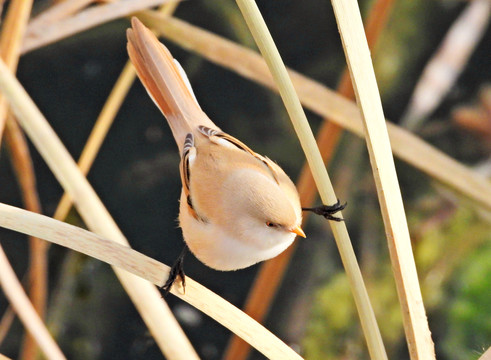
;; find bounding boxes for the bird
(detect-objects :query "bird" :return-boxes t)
[127,17,343,293]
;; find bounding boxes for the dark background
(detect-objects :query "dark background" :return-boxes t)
[0,0,490,359]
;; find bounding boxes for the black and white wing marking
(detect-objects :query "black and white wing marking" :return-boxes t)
[179,133,202,221]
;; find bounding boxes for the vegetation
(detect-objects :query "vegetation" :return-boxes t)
[0,0,489,359]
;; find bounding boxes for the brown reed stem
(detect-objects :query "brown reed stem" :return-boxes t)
[137,12,491,212]
[0,0,44,357]
[0,0,33,144]
[53,2,178,221]
[4,118,48,360]
[0,306,15,346]
[223,1,394,358]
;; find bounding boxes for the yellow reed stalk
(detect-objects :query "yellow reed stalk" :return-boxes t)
[224,1,395,358]
[53,61,135,220]
[0,57,198,360]
[28,0,94,31]
[0,202,303,360]
[54,2,179,221]
[136,12,491,212]
[0,0,45,356]
[233,0,387,359]
[0,244,65,360]
[478,347,491,360]
[21,0,176,53]
[329,0,435,358]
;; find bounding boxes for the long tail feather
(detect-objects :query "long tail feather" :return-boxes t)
[127,17,218,150]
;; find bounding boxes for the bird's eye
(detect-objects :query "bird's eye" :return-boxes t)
[266,222,277,228]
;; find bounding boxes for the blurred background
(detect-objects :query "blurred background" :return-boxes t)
[0,0,490,359]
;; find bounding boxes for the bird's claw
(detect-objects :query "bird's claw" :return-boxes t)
[159,246,187,297]
[302,199,347,222]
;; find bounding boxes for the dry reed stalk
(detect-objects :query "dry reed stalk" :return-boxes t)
[28,0,94,32]
[223,129,337,359]
[479,346,491,360]
[233,0,387,359]
[224,1,394,358]
[0,307,15,346]
[14,3,184,358]
[15,11,491,209]
[0,0,46,357]
[0,244,66,360]
[0,58,198,359]
[0,203,303,360]
[21,0,176,54]
[0,0,32,143]
[5,117,48,360]
[53,2,178,221]
[136,12,491,212]
[330,0,435,358]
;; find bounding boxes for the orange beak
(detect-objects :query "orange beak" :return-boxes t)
[289,225,306,238]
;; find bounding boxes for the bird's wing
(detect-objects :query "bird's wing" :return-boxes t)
[197,126,280,185]
[179,133,203,221]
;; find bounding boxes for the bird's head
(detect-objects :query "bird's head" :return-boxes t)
[221,168,305,250]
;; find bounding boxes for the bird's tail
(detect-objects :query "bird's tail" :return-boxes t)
[127,17,218,151]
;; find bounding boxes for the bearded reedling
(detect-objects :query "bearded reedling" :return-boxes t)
[126,18,344,293]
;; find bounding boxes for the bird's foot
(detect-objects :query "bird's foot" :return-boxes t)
[159,245,188,297]
[302,199,347,222]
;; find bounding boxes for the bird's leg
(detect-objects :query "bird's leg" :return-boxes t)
[160,244,188,297]
[302,199,347,222]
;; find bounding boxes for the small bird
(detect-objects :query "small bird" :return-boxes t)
[127,18,342,293]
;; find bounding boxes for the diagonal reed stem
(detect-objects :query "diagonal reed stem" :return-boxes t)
[4,118,48,360]
[0,0,32,143]
[53,2,179,221]
[233,0,387,359]
[22,0,176,54]
[0,57,198,360]
[136,12,491,212]
[53,61,136,221]
[329,0,435,358]
[0,0,46,357]
[224,0,394,358]
[27,0,95,32]
[0,244,65,360]
[0,306,15,346]
[0,202,303,360]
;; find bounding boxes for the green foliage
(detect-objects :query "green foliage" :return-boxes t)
[442,244,491,360]
[373,0,432,99]
[303,273,360,359]
[304,203,491,359]
[303,265,405,359]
